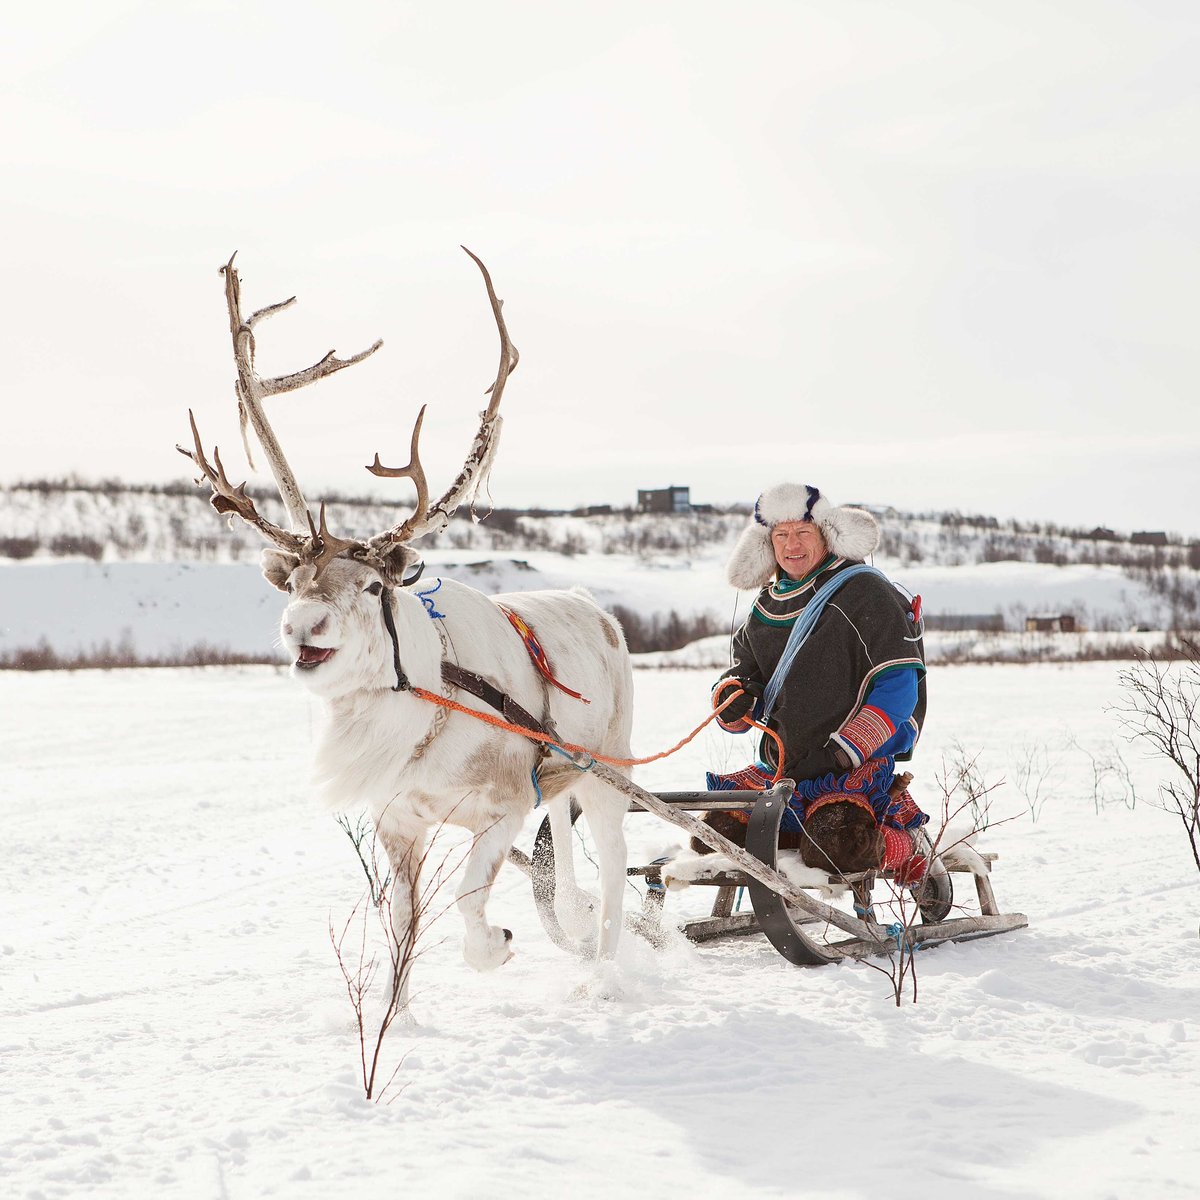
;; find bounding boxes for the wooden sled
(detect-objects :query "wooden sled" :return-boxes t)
[511,767,1027,966]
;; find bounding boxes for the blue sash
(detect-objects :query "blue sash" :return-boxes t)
[761,564,890,720]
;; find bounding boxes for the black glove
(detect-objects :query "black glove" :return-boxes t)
[713,677,762,724]
[789,744,852,782]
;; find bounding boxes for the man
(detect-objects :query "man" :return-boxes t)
[704,482,932,881]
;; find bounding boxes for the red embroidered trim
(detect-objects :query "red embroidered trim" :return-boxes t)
[842,758,889,792]
[838,705,895,760]
[881,827,911,868]
[890,788,924,828]
[805,791,876,822]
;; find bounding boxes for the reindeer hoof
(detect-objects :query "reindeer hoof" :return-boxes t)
[463,926,515,971]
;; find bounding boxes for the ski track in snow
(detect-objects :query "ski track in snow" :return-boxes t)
[2,663,1198,1199]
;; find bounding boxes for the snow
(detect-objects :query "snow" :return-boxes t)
[639,629,1177,669]
[898,560,1164,625]
[0,554,1181,663]
[3,485,1196,663]
[0,562,286,660]
[3,661,1198,1198]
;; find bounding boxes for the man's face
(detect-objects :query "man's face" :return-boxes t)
[771,520,829,580]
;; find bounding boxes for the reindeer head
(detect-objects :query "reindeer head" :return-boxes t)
[180,249,518,694]
[261,552,406,697]
[259,511,428,698]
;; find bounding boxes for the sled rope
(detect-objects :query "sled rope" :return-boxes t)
[376,584,781,773]
[405,684,785,778]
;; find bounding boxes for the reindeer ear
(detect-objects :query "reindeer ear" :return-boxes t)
[379,543,422,584]
[261,548,300,592]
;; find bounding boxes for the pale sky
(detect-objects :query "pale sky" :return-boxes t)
[4,1,1197,534]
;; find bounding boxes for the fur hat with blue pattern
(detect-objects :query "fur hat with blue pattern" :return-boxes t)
[726,482,881,590]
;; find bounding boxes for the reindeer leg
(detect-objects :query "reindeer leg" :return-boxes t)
[547,796,597,941]
[376,821,427,1014]
[458,810,526,971]
[576,779,629,961]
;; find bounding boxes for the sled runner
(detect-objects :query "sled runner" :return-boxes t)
[512,769,1027,966]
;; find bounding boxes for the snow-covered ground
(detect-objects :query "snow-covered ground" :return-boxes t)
[2,662,1198,1199]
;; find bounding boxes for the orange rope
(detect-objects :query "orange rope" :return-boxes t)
[407,684,785,781]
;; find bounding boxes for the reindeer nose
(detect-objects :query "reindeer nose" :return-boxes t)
[284,609,329,640]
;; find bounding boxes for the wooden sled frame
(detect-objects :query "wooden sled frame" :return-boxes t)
[510,765,1027,966]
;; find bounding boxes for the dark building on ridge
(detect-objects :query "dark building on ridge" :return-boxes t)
[1025,614,1078,633]
[638,486,691,514]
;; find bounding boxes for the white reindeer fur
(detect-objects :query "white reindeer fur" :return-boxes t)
[264,551,634,1002]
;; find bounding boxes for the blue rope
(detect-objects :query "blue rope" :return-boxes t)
[762,565,890,719]
[646,855,673,893]
[882,922,925,953]
[415,579,446,620]
[547,742,595,772]
[530,765,543,808]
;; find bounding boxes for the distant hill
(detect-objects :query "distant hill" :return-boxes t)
[1,480,1197,666]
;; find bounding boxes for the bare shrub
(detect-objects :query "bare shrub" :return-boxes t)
[330,882,416,1103]
[1069,735,1139,814]
[48,535,105,560]
[329,820,489,1102]
[944,742,1003,831]
[0,640,275,671]
[1112,642,1200,874]
[0,536,40,560]
[0,639,60,670]
[610,605,723,653]
[863,749,1008,1006]
[1012,741,1061,823]
[336,811,392,908]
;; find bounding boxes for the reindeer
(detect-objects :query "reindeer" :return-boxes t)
[180,250,634,1007]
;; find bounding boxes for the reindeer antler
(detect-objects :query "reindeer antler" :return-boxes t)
[182,255,383,574]
[368,247,519,552]
[366,403,430,521]
[305,503,360,578]
[183,251,518,581]
[177,410,304,554]
[221,252,382,532]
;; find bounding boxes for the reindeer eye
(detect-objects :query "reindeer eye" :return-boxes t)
[364,581,384,596]
[284,580,294,593]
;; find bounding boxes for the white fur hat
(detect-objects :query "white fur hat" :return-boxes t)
[726,482,881,590]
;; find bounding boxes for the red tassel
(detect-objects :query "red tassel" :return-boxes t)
[496,603,591,704]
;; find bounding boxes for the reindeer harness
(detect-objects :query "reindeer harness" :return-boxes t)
[376,578,564,746]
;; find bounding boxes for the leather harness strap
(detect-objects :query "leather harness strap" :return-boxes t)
[379,585,411,692]
[379,578,557,749]
[440,661,555,741]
